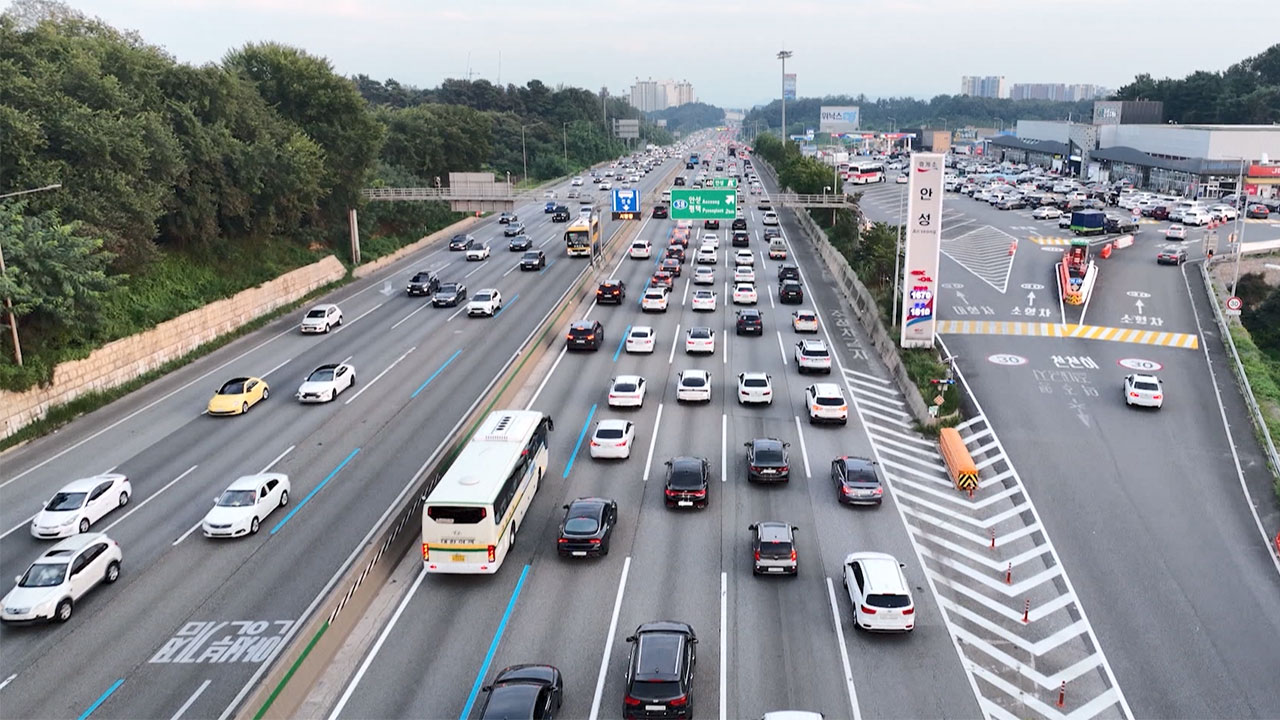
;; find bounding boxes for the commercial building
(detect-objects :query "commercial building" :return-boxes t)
[960,75,1008,99]
[628,77,697,112]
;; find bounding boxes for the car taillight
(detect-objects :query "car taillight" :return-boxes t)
[590,538,601,544]
[754,550,760,561]
[1152,395,1161,400]
[669,695,688,707]
[422,543,429,560]
[590,440,599,447]
[812,404,822,412]
[487,545,496,562]
[623,696,641,707]
[860,605,878,614]
[779,465,788,474]
[902,606,915,615]
[586,334,595,340]
[558,537,568,543]
[873,487,883,495]
[790,549,797,562]
[839,405,848,412]
[1130,392,1139,398]
[691,489,706,497]
[665,488,677,497]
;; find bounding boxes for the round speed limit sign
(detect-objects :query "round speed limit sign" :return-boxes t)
[1226,296,1243,312]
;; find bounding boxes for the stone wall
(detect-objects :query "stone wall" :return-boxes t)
[1,255,346,439]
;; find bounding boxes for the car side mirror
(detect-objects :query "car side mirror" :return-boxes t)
[784,442,791,448]
[748,524,756,531]
[562,504,570,510]
[14,576,21,585]
[743,441,751,448]
[900,562,907,569]
[214,496,221,504]
[481,685,492,692]
[625,635,637,643]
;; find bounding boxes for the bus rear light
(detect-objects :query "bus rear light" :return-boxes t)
[422,543,429,560]
[487,545,496,562]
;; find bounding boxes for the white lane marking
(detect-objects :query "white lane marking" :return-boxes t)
[463,262,486,279]
[720,571,728,720]
[668,324,681,365]
[826,577,864,720]
[172,518,203,546]
[0,322,301,489]
[390,302,430,330]
[102,465,199,534]
[777,331,788,365]
[581,298,599,320]
[681,276,691,306]
[327,568,428,720]
[0,514,38,541]
[344,346,416,405]
[332,301,385,334]
[722,329,727,365]
[0,673,16,692]
[767,284,775,308]
[446,304,468,322]
[588,556,632,720]
[793,416,812,478]
[169,679,211,720]
[261,357,292,379]
[525,347,568,410]
[260,446,295,474]
[642,403,664,482]
[720,414,727,483]
[502,262,520,278]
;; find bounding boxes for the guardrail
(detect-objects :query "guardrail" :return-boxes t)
[770,192,859,208]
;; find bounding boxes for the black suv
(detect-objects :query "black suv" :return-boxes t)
[508,234,533,251]
[551,205,571,222]
[478,664,563,719]
[623,622,697,718]
[735,309,763,335]
[674,176,687,186]
[731,230,750,247]
[566,320,604,350]
[405,270,439,296]
[731,217,747,232]
[449,234,475,251]
[778,264,800,282]
[520,250,546,271]
[703,219,719,230]
[663,456,709,509]
[597,279,627,304]
[652,205,669,219]
[745,438,790,482]
[779,280,804,304]
[832,455,883,506]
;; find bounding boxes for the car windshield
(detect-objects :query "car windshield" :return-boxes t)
[474,292,492,301]
[412,274,430,283]
[438,284,458,294]
[690,328,711,339]
[596,427,625,439]
[759,540,793,558]
[564,515,600,534]
[681,376,706,388]
[524,252,540,260]
[628,680,682,701]
[45,491,87,511]
[307,369,335,382]
[614,382,638,393]
[1133,380,1160,391]
[867,593,912,608]
[306,309,326,319]
[217,489,258,507]
[218,380,247,394]
[19,563,68,588]
[669,465,704,488]
[743,377,768,388]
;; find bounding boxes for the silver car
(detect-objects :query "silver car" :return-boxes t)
[750,521,798,576]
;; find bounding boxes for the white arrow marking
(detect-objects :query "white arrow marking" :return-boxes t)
[1027,291,1036,305]
[1135,299,1145,313]
[955,291,968,305]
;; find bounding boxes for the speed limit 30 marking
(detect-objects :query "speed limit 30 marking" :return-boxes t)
[1117,357,1163,372]
[988,353,1028,366]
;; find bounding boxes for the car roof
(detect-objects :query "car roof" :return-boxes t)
[41,532,111,558]
[596,418,630,432]
[1129,373,1161,382]
[755,521,793,542]
[492,663,559,687]
[811,382,843,396]
[800,338,827,348]
[55,474,125,492]
[844,552,909,592]
[751,437,785,452]
[311,303,338,311]
[614,374,643,384]
[636,620,696,637]
[226,473,286,490]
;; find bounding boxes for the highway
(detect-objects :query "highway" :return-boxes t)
[0,155,682,719]
[324,146,979,720]
[859,178,1280,717]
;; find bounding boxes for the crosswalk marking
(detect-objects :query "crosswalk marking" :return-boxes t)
[935,320,1199,349]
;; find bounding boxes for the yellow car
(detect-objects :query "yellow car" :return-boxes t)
[207,376,270,416]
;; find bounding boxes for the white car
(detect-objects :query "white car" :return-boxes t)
[732,283,758,305]
[467,288,503,317]
[762,211,779,226]
[693,266,715,285]
[686,326,716,354]
[599,181,613,190]
[630,239,652,259]
[805,383,847,424]
[691,289,717,312]
[1032,206,1062,220]
[737,372,773,405]
[30,474,132,539]
[792,309,819,333]
[1,533,122,623]
[701,233,720,249]
[734,249,755,266]
[295,362,355,403]
[641,287,670,312]
[676,370,712,403]
[1209,204,1238,221]
[733,266,756,284]
[465,242,491,261]
[1124,373,1164,409]
[543,190,557,199]
[589,419,635,460]
[1182,209,1211,226]
[895,173,908,184]
[676,219,694,230]
[608,375,647,408]
[795,338,832,373]
[625,326,656,353]
[300,303,343,333]
[202,473,291,538]
[571,176,584,186]
[695,245,717,264]
[843,552,915,632]
[1164,224,1187,240]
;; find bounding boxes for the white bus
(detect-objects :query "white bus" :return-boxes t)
[846,161,886,185]
[422,410,553,574]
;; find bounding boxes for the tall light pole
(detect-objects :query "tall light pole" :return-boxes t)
[1230,157,1249,294]
[521,121,542,185]
[777,50,792,141]
[562,121,570,162]
[0,183,63,366]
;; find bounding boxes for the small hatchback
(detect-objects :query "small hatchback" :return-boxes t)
[663,457,710,510]
[749,522,798,576]
[745,438,790,482]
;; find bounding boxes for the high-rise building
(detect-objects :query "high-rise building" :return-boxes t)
[1009,83,1109,102]
[628,78,697,112]
[960,75,1007,99]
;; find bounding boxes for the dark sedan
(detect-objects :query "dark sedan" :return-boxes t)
[832,455,883,505]
[448,234,475,251]
[779,281,804,304]
[521,250,546,270]
[650,271,674,290]
[557,497,617,557]
[432,282,467,307]
[596,280,626,304]
[504,222,527,237]
[1156,248,1187,265]
[652,204,669,218]
[704,219,720,229]
[663,245,686,264]
[508,234,533,251]
[478,664,563,719]
[660,257,682,277]
[664,456,709,509]
[746,438,790,482]
[732,217,747,231]
[551,206,571,222]
[1246,204,1270,219]
[736,308,763,335]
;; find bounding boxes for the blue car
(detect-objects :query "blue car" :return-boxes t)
[544,202,557,213]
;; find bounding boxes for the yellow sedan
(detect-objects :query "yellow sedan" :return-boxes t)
[207,376,270,416]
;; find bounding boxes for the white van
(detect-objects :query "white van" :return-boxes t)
[662,190,672,202]
[629,239,652,259]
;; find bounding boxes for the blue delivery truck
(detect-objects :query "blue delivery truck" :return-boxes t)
[1069,209,1106,236]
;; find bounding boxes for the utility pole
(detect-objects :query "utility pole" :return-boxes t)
[777,50,793,142]
[563,121,569,162]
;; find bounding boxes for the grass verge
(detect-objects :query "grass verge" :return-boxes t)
[1227,322,1280,503]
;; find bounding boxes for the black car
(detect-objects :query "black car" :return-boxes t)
[521,250,546,270]
[763,226,781,240]
[597,279,627,304]
[478,664,563,720]
[663,245,686,264]
[832,455,883,505]
[731,217,747,232]
[745,438,790,482]
[509,234,533,251]
[736,309,763,335]
[674,176,687,186]
[704,219,719,230]
[779,281,803,304]
[449,234,475,251]
[504,222,526,237]
[551,205,571,222]
[1104,216,1138,234]
[432,282,467,307]
[731,230,750,247]
[1246,204,1270,219]
[663,456,709,509]
[566,320,604,350]
[497,212,518,225]
[557,497,617,558]
[660,257,682,277]
[653,205,669,219]
[405,270,439,296]
[778,264,800,282]
[623,622,697,718]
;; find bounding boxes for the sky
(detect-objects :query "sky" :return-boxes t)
[44,0,1280,108]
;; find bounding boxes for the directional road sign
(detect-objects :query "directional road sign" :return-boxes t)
[708,178,738,188]
[611,188,639,213]
[670,189,738,220]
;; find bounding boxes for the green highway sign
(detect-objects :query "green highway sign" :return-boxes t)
[709,178,738,188]
[670,189,738,220]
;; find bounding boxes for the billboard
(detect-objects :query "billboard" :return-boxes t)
[613,119,639,139]
[783,74,796,100]
[899,153,945,348]
[819,106,860,133]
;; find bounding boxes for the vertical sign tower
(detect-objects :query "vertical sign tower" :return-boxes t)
[899,152,945,348]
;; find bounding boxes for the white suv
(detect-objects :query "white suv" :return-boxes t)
[795,339,832,374]
[641,287,670,312]
[842,552,915,632]
[2,533,123,624]
[467,288,503,317]
[695,245,717,264]
[737,372,773,405]
[805,383,847,424]
[300,304,343,334]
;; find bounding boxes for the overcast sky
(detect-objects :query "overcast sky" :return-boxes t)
[51,0,1280,108]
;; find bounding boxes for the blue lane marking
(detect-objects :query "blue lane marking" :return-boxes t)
[77,678,124,720]
[459,564,532,720]
[540,260,554,275]
[493,293,519,318]
[612,324,631,362]
[563,403,597,478]
[411,348,463,399]
[270,448,360,534]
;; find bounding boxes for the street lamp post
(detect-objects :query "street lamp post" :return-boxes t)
[777,50,792,141]
[0,183,63,366]
[890,179,907,327]
[562,122,569,162]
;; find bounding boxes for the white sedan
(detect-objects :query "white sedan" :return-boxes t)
[737,372,773,405]
[686,327,716,354]
[625,326,656,353]
[1124,373,1164,409]
[676,370,712,403]
[792,309,819,333]
[691,289,717,312]
[701,233,720,249]
[1164,224,1187,240]
[295,362,355,403]
[30,474,132,539]
[465,242,491,261]
[202,474,291,537]
[693,266,715,285]
[1032,206,1062,220]
[641,287,670,312]
[733,266,755,284]
[695,246,717,264]
[895,173,908,184]
[732,283,758,305]
[589,419,635,459]
[734,249,755,266]
[608,375,647,408]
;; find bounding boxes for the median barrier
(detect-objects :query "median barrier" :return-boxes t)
[938,427,979,493]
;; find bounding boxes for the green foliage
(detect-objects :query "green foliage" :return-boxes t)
[1242,278,1280,360]
[1114,44,1280,124]
[647,102,725,135]
[1226,322,1280,501]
